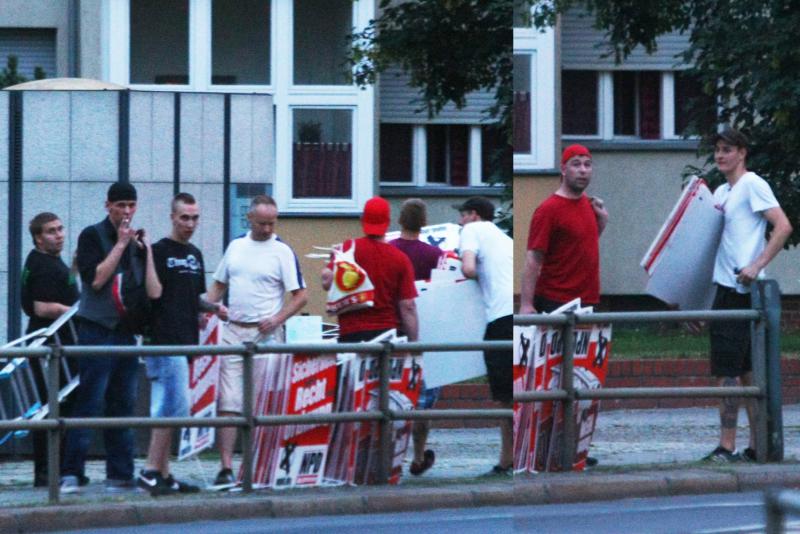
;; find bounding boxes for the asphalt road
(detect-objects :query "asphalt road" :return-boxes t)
[52,492,800,534]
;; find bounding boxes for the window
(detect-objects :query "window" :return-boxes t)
[482,125,510,183]
[674,71,715,137]
[292,108,353,198]
[513,1,530,28]
[427,125,469,186]
[130,0,189,84]
[293,0,352,85]
[513,54,532,153]
[212,0,270,85]
[562,70,598,136]
[379,124,413,183]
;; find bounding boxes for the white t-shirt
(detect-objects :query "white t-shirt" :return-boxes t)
[459,221,513,322]
[712,171,779,292]
[213,232,306,322]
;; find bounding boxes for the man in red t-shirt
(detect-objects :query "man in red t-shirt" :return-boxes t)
[322,196,419,343]
[519,144,609,314]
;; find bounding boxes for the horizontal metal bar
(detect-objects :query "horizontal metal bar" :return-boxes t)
[514,309,760,326]
[515,386,762,403]
[0,347,51,358]
[514,390,569,402]
[61,417,247,429]
[254,411,383,425]
[388,409,512,421]
[577,386,762,399]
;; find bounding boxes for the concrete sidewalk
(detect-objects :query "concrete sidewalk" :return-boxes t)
[1,405,800,532]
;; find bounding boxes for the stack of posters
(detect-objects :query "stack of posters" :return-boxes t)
[513,299,612,473]
[641,176,724,309]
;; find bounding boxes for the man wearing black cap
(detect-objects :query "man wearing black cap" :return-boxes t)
[455,196,513,475]
[61,182,162,493]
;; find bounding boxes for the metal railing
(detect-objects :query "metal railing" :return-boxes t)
[765,489,800,533]
[0,339,512,503]
[514,280,784,471]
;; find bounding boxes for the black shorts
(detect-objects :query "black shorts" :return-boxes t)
[709,285,752,377]
[483,314,513,403]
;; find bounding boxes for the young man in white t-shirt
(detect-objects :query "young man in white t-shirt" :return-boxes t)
[704,127,792,463]
[205,195,308,485]
[456,196,513,475]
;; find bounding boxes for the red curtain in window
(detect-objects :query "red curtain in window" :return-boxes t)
[513,92,531,152]
[292,143,352,198]
[449,126,469,186]
[639,72,661,139]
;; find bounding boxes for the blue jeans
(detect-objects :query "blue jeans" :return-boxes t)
[62,320,138,481]
[145,356,189,418]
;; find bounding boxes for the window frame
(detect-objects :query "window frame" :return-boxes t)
[105,0,375,213]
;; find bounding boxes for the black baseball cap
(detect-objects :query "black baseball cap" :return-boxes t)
[107,182,137,202]
[453,196,495,221]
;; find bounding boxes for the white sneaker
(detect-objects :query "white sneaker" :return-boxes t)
[60,475,80,494]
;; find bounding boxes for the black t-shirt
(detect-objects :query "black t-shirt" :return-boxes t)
[21,249,79,342]
[151,238,207,345]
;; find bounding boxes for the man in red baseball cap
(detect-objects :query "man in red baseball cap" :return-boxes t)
[520,144,608,315]
[322,197,419,343]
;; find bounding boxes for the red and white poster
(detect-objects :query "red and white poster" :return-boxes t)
[178,313,222,461]
[513,301,613,473]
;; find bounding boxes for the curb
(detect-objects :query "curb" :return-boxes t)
[3,466,800,532]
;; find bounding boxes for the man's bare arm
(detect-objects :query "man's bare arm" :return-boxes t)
[461,250,477,279]
[738,206,793,285]
[398,298,419,342]
[519,250,544,314]
[32,301,72,320]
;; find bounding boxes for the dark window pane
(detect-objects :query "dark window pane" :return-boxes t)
[426,125,469,185]
[562,70,598,135]
[513,54,532,153]
[212,0,270,85]
[130,0,189,84]
[293,109,352,198]
[380,124,413,183]
[613,71,636,136]
[294,0,352,85]
[675,71,716,136]
[482,125,511,183]
[638,71,661,139]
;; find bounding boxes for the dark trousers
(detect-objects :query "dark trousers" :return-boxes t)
[61,320,138,480]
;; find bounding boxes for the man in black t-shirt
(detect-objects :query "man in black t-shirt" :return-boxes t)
[21,212,79,487]
[137,193,227,497]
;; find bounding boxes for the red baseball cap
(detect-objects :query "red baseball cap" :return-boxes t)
[561,144,592,165]
[362,196,391,236]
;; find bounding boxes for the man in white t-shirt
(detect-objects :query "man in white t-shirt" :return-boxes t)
[455,196,513,475]
[703,127,792,463]
[205,195,308,485]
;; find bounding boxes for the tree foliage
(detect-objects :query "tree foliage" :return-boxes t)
[350,0,512,231]
[531,0,800,246]
[0,55,45,89]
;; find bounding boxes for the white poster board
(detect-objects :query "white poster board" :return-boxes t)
[416,279,487,388]
[641,176,724,309]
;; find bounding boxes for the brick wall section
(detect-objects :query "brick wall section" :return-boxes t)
[436,358,800,424]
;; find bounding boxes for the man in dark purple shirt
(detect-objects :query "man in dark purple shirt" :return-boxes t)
[389,199,443,476]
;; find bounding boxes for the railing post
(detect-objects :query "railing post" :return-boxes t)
[765,489,785,534]
[376,341,393,484]
[559,312,577,471]
[750,285,769,463]
[758,280,784,462]
[241,342,255,492]
[47,342,61,503]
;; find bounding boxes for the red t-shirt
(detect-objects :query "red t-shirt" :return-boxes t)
[527,194,600,304]
[336,237,418,336]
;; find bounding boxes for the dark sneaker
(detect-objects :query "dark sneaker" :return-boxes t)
[213,468,236,486]
[485,464,513,477]
[137,470,175,497]
[60,475,80,494]
[586,456,599,467]
[702,446,740,463]
[409,449,435,476]
[742,447,757,462]
[164,474,200,493]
